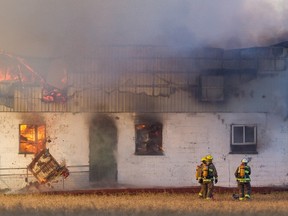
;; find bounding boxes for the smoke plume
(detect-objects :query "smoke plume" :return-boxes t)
[0,0,287,57]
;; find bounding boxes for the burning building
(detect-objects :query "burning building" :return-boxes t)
[0,43,288,192]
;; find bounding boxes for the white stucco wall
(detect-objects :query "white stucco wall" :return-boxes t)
[117,112,288,188]
[0,112,287,192]
[0,113,90,191]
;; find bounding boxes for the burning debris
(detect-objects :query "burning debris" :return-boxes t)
[27,149,69,185]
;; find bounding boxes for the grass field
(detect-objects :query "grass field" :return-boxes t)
[0,191,287,216]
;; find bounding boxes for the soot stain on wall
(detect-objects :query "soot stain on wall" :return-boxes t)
[89,114,118,183]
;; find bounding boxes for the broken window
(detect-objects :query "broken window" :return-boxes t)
[135,123,163,155]
[230,124,257,154]
[19,124,46,154]
[42,84,67,103]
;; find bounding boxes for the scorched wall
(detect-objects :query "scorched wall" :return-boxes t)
[0,111,287,191]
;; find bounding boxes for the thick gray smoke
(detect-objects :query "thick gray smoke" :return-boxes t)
[0,0,287,57]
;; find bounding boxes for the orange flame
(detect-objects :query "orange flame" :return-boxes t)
[19,124,46,154]
[0,51,44,83]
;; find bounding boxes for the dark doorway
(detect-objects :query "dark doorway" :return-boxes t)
[89,115,117,184]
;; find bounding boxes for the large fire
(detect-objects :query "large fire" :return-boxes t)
[0,51,67,103]
[19,124,46,154]
[0,51,42,83]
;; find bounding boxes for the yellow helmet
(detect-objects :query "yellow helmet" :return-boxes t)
[201,157,206,162]
[206,155,213,161]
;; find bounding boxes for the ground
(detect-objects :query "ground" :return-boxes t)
[0,188,288,216]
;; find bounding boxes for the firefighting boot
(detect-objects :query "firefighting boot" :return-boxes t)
[206,196,213,200]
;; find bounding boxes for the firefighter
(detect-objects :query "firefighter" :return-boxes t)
[202,154,218,200]
[196,157,206,198]
[235,158,251,200]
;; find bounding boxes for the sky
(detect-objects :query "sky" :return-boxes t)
[0,0,287,57]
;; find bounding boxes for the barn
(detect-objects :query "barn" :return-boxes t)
[0,43,287,192]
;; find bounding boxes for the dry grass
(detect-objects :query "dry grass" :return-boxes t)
[0,192,287,215]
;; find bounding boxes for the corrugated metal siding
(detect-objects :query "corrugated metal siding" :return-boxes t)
[0,83,14,111]
[0,46,287,113]
[14,86,68,112]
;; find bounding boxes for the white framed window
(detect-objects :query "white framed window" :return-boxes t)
[232,125,256,145]
[230,124,257,154]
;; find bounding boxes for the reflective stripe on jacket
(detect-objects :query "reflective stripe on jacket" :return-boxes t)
[203,178,212,183]
[236,178,251,183]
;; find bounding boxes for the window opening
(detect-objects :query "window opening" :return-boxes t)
[135,123,163,155]
[200,75,224,102]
